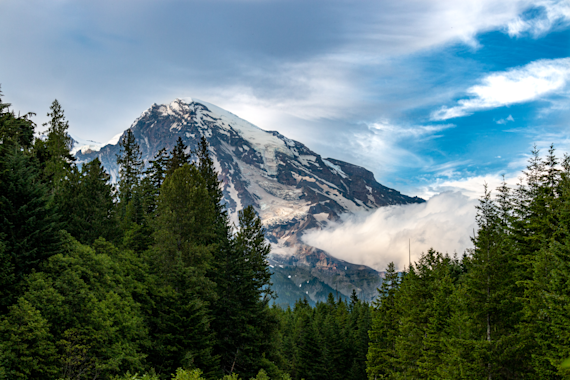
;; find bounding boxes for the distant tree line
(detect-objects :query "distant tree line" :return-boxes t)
[1,91,569,379]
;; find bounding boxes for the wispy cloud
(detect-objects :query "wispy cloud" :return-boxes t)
[346,121,455,172]
[496,114,515,124]
[302,192,478,271]
[419,172,522,199]
[506,0,570,37]
[432,58,570,120]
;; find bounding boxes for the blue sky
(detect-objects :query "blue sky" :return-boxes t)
[1,0,569,199]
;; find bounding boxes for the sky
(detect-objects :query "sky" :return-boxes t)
[1,0,569,268]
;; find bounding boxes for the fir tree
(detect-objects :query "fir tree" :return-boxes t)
[34,99,75,191]
[0,147,61,310]
[166,137,191,177]
[55,158,118,245]
[215,206,277,378]
[367,262,400,379]
[116,129,144,212]
[0,89,35,149]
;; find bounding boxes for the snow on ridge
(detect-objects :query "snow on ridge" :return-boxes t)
[107,132,123,146]
[160,98,298,175]
[323,159,348,178]
[70,135,103,155]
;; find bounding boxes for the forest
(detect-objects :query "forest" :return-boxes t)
[0,94,569,380]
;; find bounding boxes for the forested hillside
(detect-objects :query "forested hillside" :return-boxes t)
[1,94,569,380]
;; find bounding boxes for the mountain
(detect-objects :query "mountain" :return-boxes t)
[75,98,424,305]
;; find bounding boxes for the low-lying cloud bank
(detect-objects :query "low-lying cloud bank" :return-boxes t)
[302,192,477,272]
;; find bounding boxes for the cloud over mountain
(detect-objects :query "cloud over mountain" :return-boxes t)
[303,192,477,271]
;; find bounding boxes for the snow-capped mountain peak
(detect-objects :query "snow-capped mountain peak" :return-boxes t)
[75,98,424,303]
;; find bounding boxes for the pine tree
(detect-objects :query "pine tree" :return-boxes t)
[0,298,59,378]
[146,163,219,376]
[294,309,323,380]
[142,147,170,216]
[34,99,75,191]
[0,89,35,150]
[55,158,118,245]
[0,147,61,310]
[197,136,225,221]
[215,206,277,378]
[166,137,191,177]
[116,129,144,213]
[521,150,570,379]
[367,262,400,379]
[153,163,217,279]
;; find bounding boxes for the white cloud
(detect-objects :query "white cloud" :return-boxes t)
[506,0,570,37]
[302,192,478,271]
[497,114,515,124]
[432,58,570,120]
[344,121,455,173]
[418,172,522,200]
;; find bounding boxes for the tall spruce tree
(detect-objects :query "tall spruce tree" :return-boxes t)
[34,100,75,191]
[367,262,401,379]
[142,147,170,216]
[166,137,191,177]
[55,158,118,245]
[214,206,277,378]
[146,163,219,376]
[116,129,152,251]
[0,90,35,149]
[0,99,61,310]
[116,129,144,211]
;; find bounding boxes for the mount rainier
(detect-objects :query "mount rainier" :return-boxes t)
[75,98,424,305]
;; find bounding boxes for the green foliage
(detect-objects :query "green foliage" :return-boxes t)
[55,158,119,245]
[250,369,269,380]
[0,146,61,309]
[166,137,191,177]
[22,235,148,378]
[367,262,400,379]
[212,206,278,378]
[365,146,570,379]
[0,298,58,379]
[117,129,144,207]
[221,374,241,380]
[153,163,217,280]
[0,90,35,149]
[171,368,206,380]
[34,99,75,191]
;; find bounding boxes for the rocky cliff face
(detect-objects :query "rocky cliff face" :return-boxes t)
[75,98,424,304]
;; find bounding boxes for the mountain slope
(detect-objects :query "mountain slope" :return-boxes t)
[75,98,424,304]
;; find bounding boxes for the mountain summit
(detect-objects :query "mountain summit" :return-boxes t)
[76,98,423,304]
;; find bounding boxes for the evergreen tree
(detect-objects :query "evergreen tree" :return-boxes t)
[34,100,75,190]
[147,164,219,376]
[116,129,144,212]
[197,136,225,221]
[55,158,118,245]
[116,129,151,251]
[367,262,400,379]
[215,206,277,378]
[0,89,35,149]
[142,147,170,216]
[153,163,217,280]
[293,308,323,380]
[166,137,191,177]
[0,298,58,379]
[0,147,61,310]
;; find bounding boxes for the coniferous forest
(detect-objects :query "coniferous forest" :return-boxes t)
[1,94,570,380]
